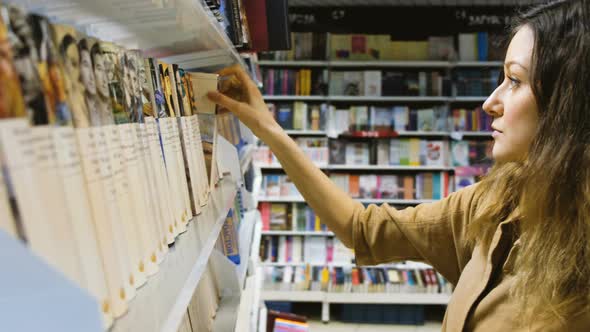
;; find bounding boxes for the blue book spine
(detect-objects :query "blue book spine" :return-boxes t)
[478,32,489,61]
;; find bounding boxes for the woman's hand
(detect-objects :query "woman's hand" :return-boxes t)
[207,65,279,141]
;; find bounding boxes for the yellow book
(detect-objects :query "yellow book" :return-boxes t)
[314,215,321,231]
[409,138,421,166]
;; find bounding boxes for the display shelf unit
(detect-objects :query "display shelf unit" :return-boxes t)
[260,290,450,323]
[284,130,328,136]
[15,0,248,73]
[262,96,329,101]
[113,178,237,332]
[258,60,503,68]
[258,164,454,171]
[257,196,435,205]
[211,214,263,332]
[262,230,335,236]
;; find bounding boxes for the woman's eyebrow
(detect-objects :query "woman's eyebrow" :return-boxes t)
[504,60,529,72]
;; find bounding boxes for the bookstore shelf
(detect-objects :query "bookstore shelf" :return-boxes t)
[258,164,453,171]
[259,60,503,68]
[260,291,450,305]
[454,61,504,67]
[240,145,257,176]
[326,293,451,305]
[262,291,325,302]
[258,60,330,67]
[237,211,261,287]
[458,131,493,137]
[112,178,237,332]
[15,0,247,73]
[263,96,329,101]
[452,96,489,102]
[327,165,454,171]
[261,230,335,236]
[260,262,429,269]
[284,130,328,136]
[328,96,450,103]
[257,196,435,205]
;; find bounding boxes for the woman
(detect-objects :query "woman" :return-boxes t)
[208,1,590,330]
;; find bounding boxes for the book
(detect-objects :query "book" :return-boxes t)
[363,71,382,96]
[266,0,291,50]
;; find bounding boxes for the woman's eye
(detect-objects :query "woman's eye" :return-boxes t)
[508,76,520,88]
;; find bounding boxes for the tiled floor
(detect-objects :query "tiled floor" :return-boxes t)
[308,320,442,332]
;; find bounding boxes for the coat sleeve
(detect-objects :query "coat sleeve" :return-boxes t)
[351,183,482,285]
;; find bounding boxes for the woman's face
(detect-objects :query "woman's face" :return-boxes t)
[483,25,539,163]
[93,53,109,98]
[80,49,96,95]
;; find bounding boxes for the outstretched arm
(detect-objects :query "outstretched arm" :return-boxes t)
[208,65,359,247]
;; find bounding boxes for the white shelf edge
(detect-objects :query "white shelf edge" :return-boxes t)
[258,164,453,171]
[262,96,328,101]
[256,196,433,204]
[326,292,451,305]
[259,262,431,269]
[236,211,259,287]
[260,290,450,305]
[284,130,327,136]
[258,60,329,67]
[160,180,237,332]
[328,96,449,102]
[211,293,241,332]
[110,178,237,332]
[261,230,335,236]
[261,290,325,302]
[258,60,502,68]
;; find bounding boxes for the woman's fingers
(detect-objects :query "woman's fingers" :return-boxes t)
[207,91,248,117]
[218,65,254,90]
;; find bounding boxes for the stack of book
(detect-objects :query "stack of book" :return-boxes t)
[256,138,329,167]
[0,6,249,328]
[262,68,329,95]
[455,68,502,96]
[260,203,330,232]
[261,31,503,62]
[327,105,449,135]
[267,102,328,131]
[262,265,453,295]
[330,173,451,200]
[329,139,450,167]
[259,236,348,264]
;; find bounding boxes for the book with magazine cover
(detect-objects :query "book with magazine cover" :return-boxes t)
[189,72,220,189]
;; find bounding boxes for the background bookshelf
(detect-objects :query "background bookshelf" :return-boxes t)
[254,2,508,327]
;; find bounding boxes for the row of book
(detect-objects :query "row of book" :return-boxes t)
[330,140,450,167]
[455,68,502,97]
[255,139,329,166]
[259,236,348,264]
[330,173,451,201]
[329,70,450,97]
[256,138,492,168]
[260,32,503,62]
[266,103,492,134]
[260,203,330,232]
[262,265,453,295]
[268,102,328,131]
[262,68,328,96]
[260,173,453,201]
[0,6,247,328]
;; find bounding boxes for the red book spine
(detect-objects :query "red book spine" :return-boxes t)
[244,0,269,51]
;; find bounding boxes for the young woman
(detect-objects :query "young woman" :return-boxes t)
[208,1,590,330]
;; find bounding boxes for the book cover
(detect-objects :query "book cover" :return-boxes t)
[378,175,398,199]
[266,0,291,50]
[389,139,401,165]
[349,175,360,198]
[346,142,369,165]
[359,175,378,199]
[266,175,281,197]
[426,141,445,166]
[376,140,389,165]
[342,71,364,96]
[363,71,382,96]
[451,141,470,166]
